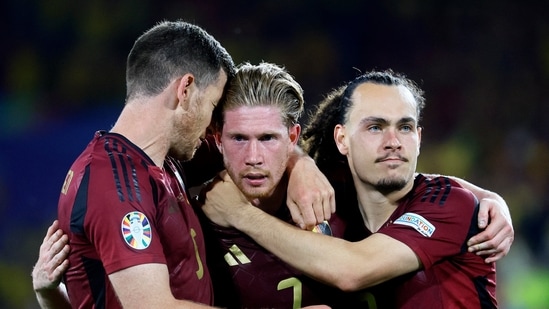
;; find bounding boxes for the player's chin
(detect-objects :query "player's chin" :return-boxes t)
[170,146,197,162]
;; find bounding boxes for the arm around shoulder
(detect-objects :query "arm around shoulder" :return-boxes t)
[286,146,335,230]
[228,203,420,291]
[437,174,514,262]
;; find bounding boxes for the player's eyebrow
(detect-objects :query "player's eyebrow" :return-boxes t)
[359,117,388,126]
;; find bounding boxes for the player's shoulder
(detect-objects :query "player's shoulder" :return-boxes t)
[413,174,476,206]
[87,132,154,166]
[415,173,466,190]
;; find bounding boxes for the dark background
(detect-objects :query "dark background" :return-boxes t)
[1,1,548,308]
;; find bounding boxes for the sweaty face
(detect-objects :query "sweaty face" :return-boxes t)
[172,71,227,161]
[218,106,299,200]
[335,83,422,193]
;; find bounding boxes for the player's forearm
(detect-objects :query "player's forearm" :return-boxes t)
[447,176,512,221]
[286,145,307,171]
[229,205,375,291]
[35,285,71,309]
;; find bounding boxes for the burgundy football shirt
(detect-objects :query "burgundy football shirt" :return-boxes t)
[198,204,347,309]
[58,131,213,308]
[345,175,497,308]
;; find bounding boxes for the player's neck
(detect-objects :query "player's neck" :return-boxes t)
[355,182,413,232]
[251,182,286,216]
[110,98,170,166]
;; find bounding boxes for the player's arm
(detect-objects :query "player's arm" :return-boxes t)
[423,173,514,263]
[32,220,71,309]
[286,145,335,230]
[108,263,217,308]
[451,176,513,262]
[202,172,420,291]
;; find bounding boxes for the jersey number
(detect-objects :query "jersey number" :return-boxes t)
[277,277,302,309]
[190,228,204,279]
[358,291,377,309]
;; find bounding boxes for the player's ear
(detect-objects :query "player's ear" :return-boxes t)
[176,74,195,111]
[334,124,348,155]
[214,130,223,154]
[289,124,301,146]
[417,125,422,155]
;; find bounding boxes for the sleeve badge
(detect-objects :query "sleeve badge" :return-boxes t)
[121,211,152,249]
[394,212,436,237]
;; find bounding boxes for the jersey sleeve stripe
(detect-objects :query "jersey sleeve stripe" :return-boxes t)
[104,138,125,202]
[439,177,451,205]
[70,165,90,235]
[420,177,453,206]
[104,137,143,203]
[128,154,142,203]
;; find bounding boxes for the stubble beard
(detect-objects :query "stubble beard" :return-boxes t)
[225,166,274,201]
[373,177,407,195]
[168,134,197,162]
[236,173,273,200]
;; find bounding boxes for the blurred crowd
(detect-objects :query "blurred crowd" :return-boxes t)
[1,1,547,308]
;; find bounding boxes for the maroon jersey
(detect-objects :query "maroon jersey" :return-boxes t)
[197,203,347,309]
[342,174,497,308]
[57,131,213,308]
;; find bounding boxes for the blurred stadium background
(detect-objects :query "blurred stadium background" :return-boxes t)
[1,1,547,308]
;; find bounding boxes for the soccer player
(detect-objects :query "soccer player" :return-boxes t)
[195,62,346,308]
[202,70,502,308]
[48,20,233,309]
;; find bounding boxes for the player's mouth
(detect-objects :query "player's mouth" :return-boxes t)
[376,155,408,163]
[243,173,267,186]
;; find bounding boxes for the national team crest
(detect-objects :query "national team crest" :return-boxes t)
[121,211,152,249]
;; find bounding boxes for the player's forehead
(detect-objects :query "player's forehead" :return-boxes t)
[199,69,227,106]
[223,105,286,133]
[347,83,418,124]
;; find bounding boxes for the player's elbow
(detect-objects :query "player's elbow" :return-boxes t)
[330,270,369,292]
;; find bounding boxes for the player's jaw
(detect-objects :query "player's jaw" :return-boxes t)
[235,169,277,199]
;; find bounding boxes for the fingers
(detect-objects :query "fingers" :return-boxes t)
[286,201,307,230]
[49,244,70,281]
[322,195,332,222]
[484,250,506,264]
[287,186,335,230]
[50,235,70,261]
[468,243,498,256]
[286,156,335,229]
[41,220,61,252]
[318,186,334,221]
[468,197,514,262]
[33,222,70,291]
[468,233,513,263]
[477,199,491,229]
[471,237,512,263]
[52,259,70,280]
[44,220,60,240]
[467,229,499,254]
[313,194,325,225]
[330,190,336,214]
[45,231,69,272]
[40,228,66,261]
